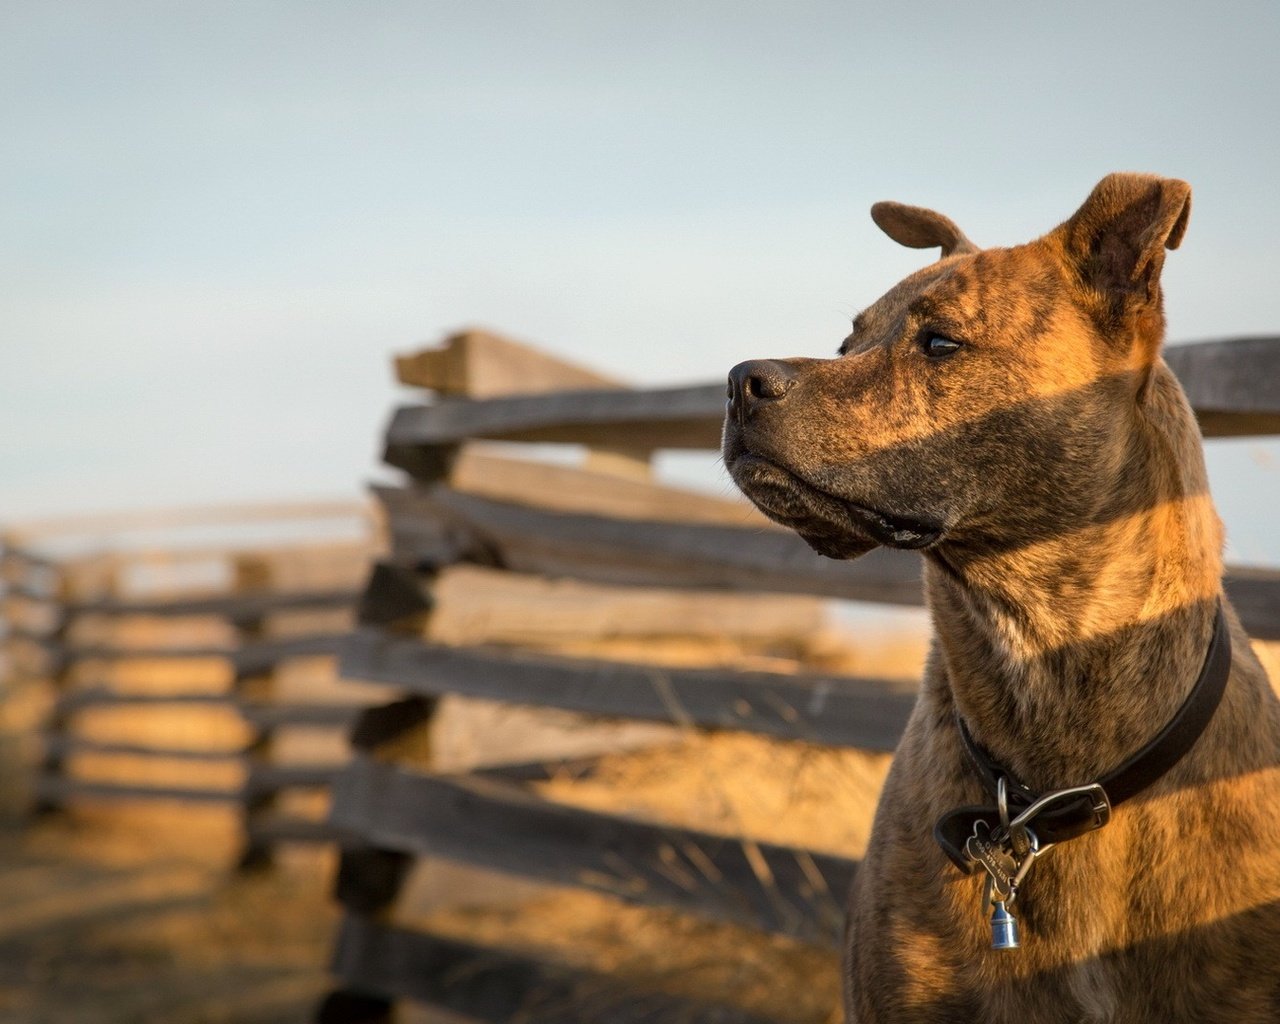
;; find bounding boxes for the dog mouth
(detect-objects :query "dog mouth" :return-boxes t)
[727,452,945,556]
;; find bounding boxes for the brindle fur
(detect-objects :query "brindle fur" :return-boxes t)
[722,174,1280,1022]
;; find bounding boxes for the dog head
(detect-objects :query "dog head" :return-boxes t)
[722,173,1192,560]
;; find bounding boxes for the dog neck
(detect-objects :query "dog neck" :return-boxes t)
[923,368,1225,791]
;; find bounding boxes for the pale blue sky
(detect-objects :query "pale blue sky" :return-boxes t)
[3,1,1279,561]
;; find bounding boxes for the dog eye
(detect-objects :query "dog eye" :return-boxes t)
[922,333,962,358]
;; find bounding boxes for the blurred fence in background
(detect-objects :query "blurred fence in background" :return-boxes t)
[0,502,382,868]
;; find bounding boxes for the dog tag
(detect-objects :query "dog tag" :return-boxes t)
[966,820,1018,902]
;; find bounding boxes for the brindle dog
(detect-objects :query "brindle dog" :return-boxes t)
[723,174,1280,1022]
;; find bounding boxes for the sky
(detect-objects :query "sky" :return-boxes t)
[3,1,1279,563]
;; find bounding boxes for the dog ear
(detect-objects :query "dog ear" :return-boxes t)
[1053,173,1191,394]
[1055,172,1191,315]
[871,201,978,257]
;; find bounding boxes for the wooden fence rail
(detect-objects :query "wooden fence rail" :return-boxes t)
[315,330,1280,1024]
[340,629,916,750]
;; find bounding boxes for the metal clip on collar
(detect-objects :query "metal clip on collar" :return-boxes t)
[1009,782,1111,839]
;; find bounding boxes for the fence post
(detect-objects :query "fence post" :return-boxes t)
[315,697,435,1024]
[232,552,283,871]
[30,556,96,816]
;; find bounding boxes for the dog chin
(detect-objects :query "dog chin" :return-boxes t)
[728,453,944,556]
[727,454,879,560]
[793,529,879,560]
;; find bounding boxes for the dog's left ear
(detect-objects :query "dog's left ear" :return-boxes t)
[871,201,978,258]
[1053,174,1191,382]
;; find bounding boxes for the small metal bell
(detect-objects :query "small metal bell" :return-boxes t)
[990,900,1020,950]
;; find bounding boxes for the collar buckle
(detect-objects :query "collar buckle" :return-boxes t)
[1008,782,1111,838]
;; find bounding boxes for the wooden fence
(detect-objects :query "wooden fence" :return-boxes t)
[0,502,381,868]
[314,330,1280,1023]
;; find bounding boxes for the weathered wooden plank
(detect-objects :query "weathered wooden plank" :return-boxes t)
[378,485,925,605]
[35,776,239,804]
[474,755,607,783]
[370,500,462,564]
[355,559,828,648]
[1223,566,1280,640]
[2,622,61,644]
[581,444,653,480]
[231,545,372,594]
[239,702,366,730]
[384,384,725,459]
[329,756,854,944]
[422,565,827,647]
[340,631,914,752]
[244,762,343,796]
[448,448,775,527]
[395,329,624,398]
[247,813,355,847]
[62,587,360,619]
[57,689,233,712]
[48,643,235,663]
[43,736,241,762]
[235,634,346,674]
[330,914,780,1024]
[1165,337,1280,436]
[35,633,343,675]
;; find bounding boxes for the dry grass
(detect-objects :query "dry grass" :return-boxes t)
[0,810,338,1024]
[382,719,894,1023]
[539,732,890,857]
[409,885,844,1024]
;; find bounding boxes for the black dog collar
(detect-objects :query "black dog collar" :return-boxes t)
[935,601,1232,872]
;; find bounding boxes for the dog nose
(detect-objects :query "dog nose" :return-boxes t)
[727,360,798,418]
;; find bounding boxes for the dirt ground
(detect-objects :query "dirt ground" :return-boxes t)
[0,663,340,1024]
[0,798,339,1024]
[0,723,879,1024]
